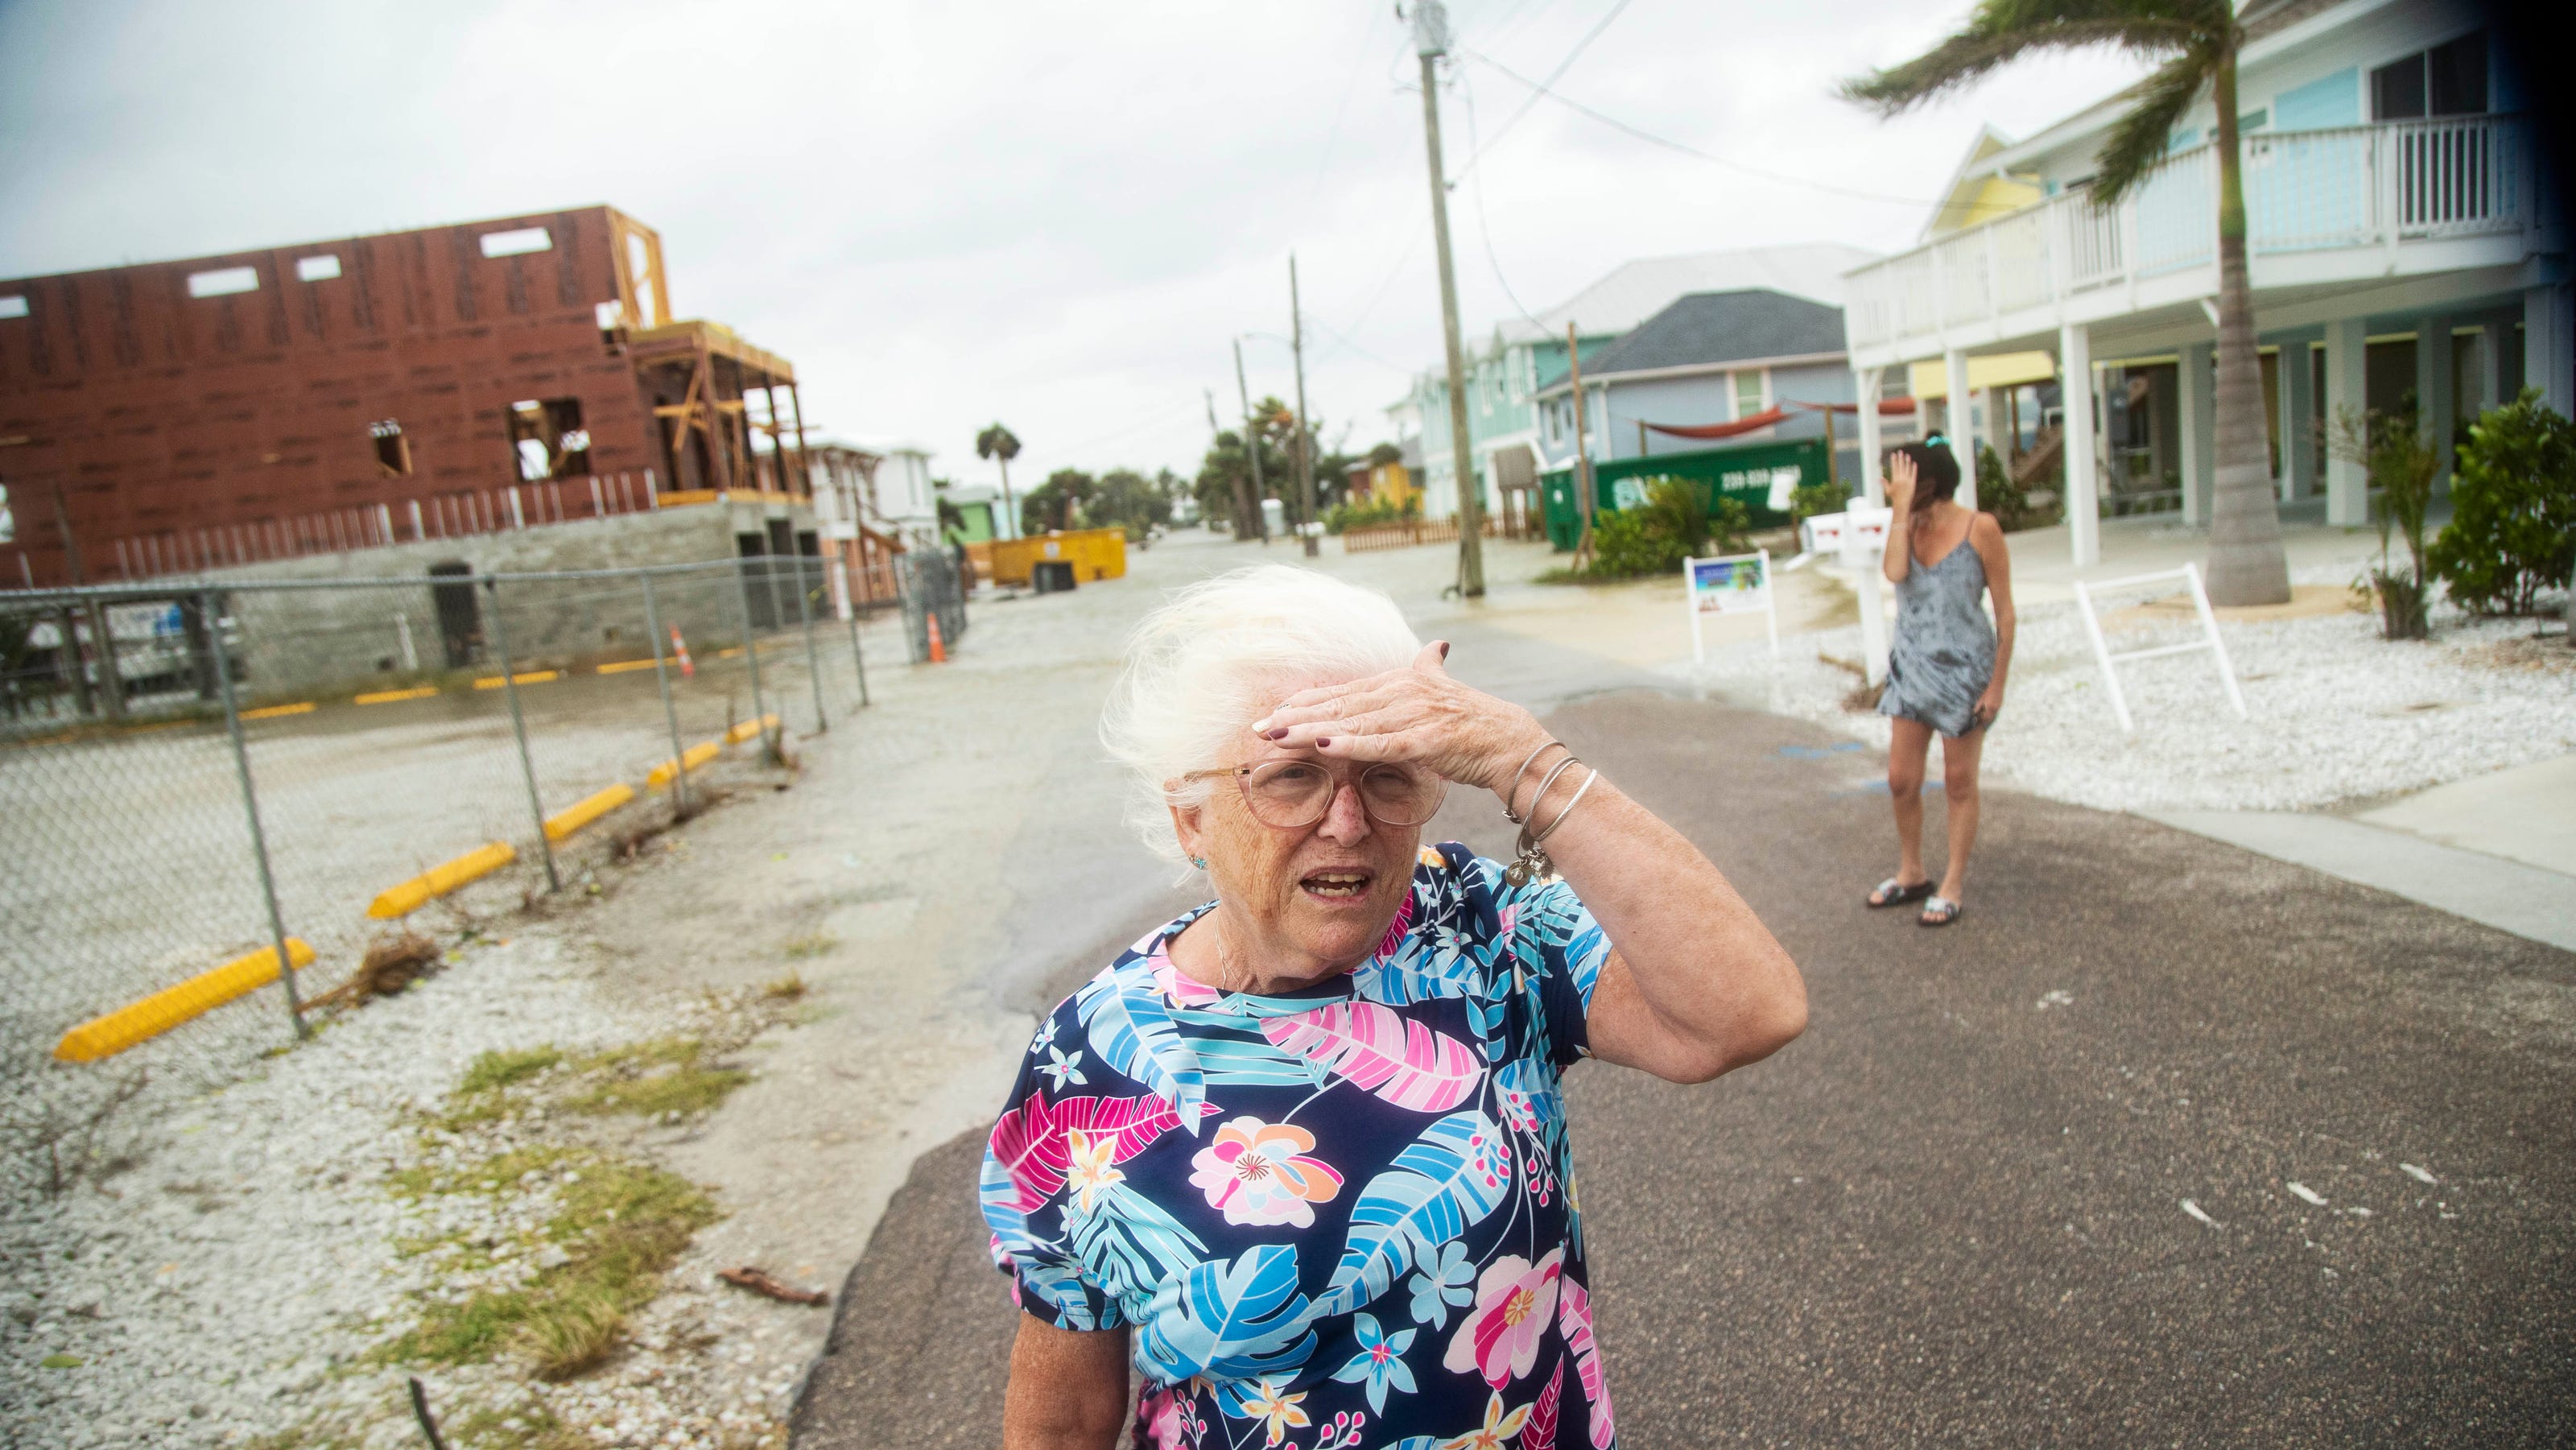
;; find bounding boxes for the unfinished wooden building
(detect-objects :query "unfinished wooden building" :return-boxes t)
[0,205,839,589]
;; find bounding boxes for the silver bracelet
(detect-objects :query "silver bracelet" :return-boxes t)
[1532,766,1600,845]
[1505,760,1592,886]
[1501,739,1567,824]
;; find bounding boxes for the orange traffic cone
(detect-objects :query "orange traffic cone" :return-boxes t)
[925,610,948,663]
[669,624,694,677]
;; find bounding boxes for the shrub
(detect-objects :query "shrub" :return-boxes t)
[1975,443,2054,532]
[2331,403,2438,640]
[2429,389,2576,616]
[1576,477,1749,580]
[1323,498,1405,535]
[1788,480,1847,526]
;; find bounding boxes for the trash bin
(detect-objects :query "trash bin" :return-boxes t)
[1032,560,1078,594]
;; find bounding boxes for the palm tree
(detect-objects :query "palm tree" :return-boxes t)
[1842,0,2290,605]
[975,423,1022,537]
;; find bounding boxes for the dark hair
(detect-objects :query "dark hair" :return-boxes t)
[1890,440,1962,502]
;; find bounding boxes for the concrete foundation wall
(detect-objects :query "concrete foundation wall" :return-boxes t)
[194,502,819,699]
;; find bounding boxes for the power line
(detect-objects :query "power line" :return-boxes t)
[1458,68,1546,333]
[1451,0,1637,183]
[1461,48,1938,207]
[1303,16,1402,213]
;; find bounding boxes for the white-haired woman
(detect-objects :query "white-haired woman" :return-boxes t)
[982,565,1804,1450]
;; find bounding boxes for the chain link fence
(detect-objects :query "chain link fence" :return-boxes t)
[0,555,935,1196]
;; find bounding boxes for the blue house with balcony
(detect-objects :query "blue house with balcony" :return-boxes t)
[1401,244,1878,530]
[1839,0,2567,566]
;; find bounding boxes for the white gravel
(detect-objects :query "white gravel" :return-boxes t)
[0,925,806,1449]
[1686,570,2575,813]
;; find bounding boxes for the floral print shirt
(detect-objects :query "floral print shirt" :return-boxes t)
[981,843,1617,1450]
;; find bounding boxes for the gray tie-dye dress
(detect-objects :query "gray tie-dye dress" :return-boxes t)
[1877,538,1997,737]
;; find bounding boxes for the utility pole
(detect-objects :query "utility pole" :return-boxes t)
[1232,337,1269,543]
[1289,254,1320,558]
[1565,322,1596,571]
[1410,0,1484,597]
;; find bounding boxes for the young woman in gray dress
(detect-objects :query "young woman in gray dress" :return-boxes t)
[1864,441,2016,927]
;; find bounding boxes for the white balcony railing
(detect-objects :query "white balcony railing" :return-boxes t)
[1846,115,2537,353]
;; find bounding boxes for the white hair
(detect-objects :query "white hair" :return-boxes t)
[1100,564,1422,865]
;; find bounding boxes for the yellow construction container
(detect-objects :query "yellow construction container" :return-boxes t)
[367,841,518,919]
[56,938,316,1062]
[989,528,1127,587]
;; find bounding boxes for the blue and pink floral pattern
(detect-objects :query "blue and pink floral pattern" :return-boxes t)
[981,843,1616,1449]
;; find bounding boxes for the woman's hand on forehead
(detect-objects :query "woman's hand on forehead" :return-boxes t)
[1250,642,1549,792]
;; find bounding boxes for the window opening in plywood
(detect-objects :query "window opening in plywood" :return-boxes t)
[0,295,27,319]
[295,254,342,282]
[507,398,591,481]
[187,266,260,299]
[371,419,412,477]
[479,227,551,258]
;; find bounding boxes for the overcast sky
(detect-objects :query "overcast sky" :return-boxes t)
[0,0,2148,490]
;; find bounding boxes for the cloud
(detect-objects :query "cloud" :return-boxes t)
[0,0,2149,488]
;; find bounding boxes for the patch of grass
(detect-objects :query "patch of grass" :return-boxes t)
[378,1150,718,1378]
[448,1400,592,1450]
[565,1038,751,1120]
[761,971,807,1000]
[459,1046,563,1096]
[780,932,837,960]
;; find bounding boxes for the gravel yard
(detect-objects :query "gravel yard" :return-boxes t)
[1689,567,2576,813]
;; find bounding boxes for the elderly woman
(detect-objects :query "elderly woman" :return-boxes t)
[982,566,1805,1450]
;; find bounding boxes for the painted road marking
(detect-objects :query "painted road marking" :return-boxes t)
[596,659,660,674]
[2401,1163,2438,1184]
[2286,1182,2329,1206]
[2181,1199,2219,1228]
[238,702,317,720]
[473,671,559,690]
[355,686,440,705]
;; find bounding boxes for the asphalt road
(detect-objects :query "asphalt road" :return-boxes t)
[791,681,2576,1448]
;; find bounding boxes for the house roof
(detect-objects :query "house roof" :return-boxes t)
[1557,288,1847,385]
[1494,242,1880,344]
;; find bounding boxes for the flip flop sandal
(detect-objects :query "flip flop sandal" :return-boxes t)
[1918,896,1963,927]
[1868,878,1934,909]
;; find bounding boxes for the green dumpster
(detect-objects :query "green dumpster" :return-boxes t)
[1540,436,1834,550]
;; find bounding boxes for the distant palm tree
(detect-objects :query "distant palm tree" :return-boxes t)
[976,423,1022,535]
[1842,0,2291,605]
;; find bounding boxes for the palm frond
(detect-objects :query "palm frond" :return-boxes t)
[1838,0,2204,115]
[2090,46,2215,203]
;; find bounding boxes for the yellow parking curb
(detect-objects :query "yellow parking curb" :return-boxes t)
[545,783,637,841]
[355,686,440,705]
[724,713,781,745]
[238,702,316,721]
[646,741,721,789]
[473,671,559,690]
[367,841,517,919]
[55,939,316,1063]
[595,659,659,675]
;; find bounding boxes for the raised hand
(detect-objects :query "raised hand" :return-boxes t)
[1885,449,1918,513]
[1249,642,1550,796]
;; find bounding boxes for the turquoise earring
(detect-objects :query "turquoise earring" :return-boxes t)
[1190,855,1207,869]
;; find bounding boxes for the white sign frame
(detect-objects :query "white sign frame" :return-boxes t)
[2071,561,2248,733]
[1684,548,1777,663]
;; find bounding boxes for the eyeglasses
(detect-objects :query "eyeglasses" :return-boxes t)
[1181,758,1447,830]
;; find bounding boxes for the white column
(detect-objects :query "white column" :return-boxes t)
[1854,366,1885,506]
[2177,341,2214,527]
[2475,318,2504,415]
[1943,348,1977,510]
[2059,320,2099,568]
[2418,315,2455,493]
[2324,317,2368,526]
[2530,284,2575,416]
